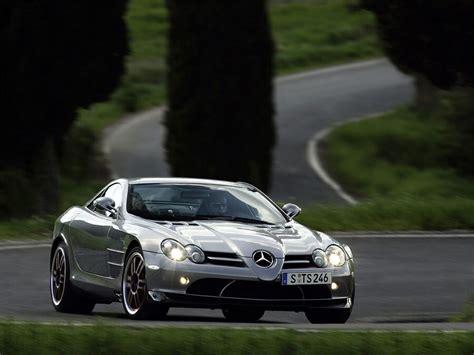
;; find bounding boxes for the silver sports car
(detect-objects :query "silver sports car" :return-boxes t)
[50,178,355,323]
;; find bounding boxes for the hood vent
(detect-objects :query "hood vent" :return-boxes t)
[154,221,200,227]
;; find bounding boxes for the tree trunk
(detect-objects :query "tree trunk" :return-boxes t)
[414,75,437,111]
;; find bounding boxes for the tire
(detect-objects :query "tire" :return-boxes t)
[305,289,355,324]
[50,242,95,314]
[122,247,169,320]
[222,307,265,322]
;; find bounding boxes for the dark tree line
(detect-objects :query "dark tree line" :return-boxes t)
[360,0,474,106]
[165,0,276,192]
[360,0,474,174]
[0,1,128,216]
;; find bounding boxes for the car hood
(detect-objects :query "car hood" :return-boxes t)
[150,220,332,258]
[133,218,339,281]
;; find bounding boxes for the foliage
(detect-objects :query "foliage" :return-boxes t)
[360,0,474,89]
[0,1,128,217]
[304,104,474,231]
[164,0,275,191]
[450,294,474,322]
[0,324,473,355]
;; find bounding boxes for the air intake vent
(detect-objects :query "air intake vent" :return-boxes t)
[205,251,246,267]
[283,254,313,269]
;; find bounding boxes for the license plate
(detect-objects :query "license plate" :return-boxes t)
[282,272,331,285]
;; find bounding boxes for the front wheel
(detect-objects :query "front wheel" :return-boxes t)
[222,307,265,322]
[306,288,354,324]
[50,242,95,314]
[122,247,168,320]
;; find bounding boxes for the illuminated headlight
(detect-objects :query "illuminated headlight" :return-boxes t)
[161,239,187,262]
[312,249,328,268]
[185,245,205,264]
[343,244,353,260]
[326,245,346,267]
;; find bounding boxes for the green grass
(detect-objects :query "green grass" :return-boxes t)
[299,106,474,231]
[77,0,379,133]
[271,0,380,74]
[0,178,104,241]
[0,324,473,354]
[451,294,474,322]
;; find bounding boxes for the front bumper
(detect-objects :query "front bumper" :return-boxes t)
[143,251,355,311]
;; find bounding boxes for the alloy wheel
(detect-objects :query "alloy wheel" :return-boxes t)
[123,251,146,315]
[50,247,66,306]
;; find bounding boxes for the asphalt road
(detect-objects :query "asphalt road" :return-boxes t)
[104,58,414,205]
[1,235,473,325]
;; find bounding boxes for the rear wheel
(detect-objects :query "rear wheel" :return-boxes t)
[50,242,95,314]
[122,247,169,320]
[222,307,265,322]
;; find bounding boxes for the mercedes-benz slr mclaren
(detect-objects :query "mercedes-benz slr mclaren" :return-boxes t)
[50,178,355,323]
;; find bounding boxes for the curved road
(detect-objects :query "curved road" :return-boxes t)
[2,61,472,326]
[104,58,414,204]
[1,234,473,325]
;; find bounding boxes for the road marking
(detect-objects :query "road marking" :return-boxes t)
[276,58,387,84]
[0,233,472,252]
[1,319,473,331]
[306,111,392,205]
[0,243,50,251]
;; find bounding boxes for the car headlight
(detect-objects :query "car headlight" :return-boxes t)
[312,249,328,268]
[186,245,205,264]
[326,245,346,267]
[343,244,353,260]
[161,239,187,262]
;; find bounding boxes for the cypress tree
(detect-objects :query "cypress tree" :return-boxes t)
[165,0,276,191]
[0,1,128,216]
[361,0,474,90]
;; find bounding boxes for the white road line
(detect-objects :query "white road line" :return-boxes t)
[1,319,472,331]
[306,111,391,204]
[0,243,50,251]
[276,58,387,84]
[0,234,472,252]
[307,127,357,205]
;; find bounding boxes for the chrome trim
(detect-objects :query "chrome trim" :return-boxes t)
[107,261,123,267]
[284,260,310,264]
[207,256,243,263]
[107,248,125,254]
[219,280,236,297]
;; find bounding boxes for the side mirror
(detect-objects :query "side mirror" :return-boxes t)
[93,197,118,218]
[282,203,301,220]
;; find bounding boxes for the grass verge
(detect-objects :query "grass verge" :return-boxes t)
[0,324,473,354]
[301,105,474,231]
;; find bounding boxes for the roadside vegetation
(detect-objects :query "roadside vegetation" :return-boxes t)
[79,0,379,133]
[0,324,473,354]
[299,93,474,231]
[0,0,379,240]
[451,294,474,322]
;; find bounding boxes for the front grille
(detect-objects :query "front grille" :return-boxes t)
[283,254,314,269]
[186,278,331,300]
[205,251,246,267]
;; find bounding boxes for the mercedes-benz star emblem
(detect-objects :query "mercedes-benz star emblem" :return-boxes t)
[252,250,274,268]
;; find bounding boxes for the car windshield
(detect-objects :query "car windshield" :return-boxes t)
[126,183,288,225]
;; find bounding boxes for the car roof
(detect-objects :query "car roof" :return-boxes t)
[126,177,254,188]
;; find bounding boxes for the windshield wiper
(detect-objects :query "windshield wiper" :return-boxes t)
[194,215,275,225]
